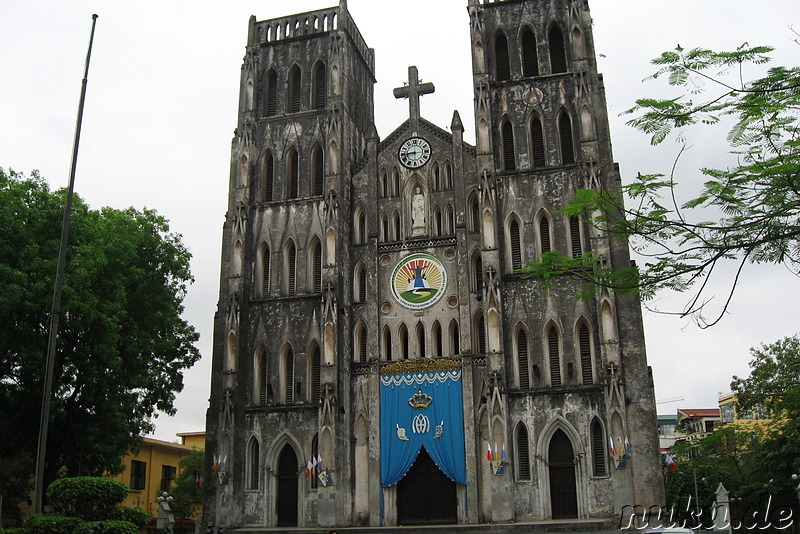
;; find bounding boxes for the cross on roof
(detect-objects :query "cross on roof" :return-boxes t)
[393,66,435,124]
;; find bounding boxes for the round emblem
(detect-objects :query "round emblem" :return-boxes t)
[398,137,431,168]
[391,253,447,309]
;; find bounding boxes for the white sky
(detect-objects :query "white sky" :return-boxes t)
[2,1,799,442]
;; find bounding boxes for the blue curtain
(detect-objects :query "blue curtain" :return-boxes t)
[380,369,467,486]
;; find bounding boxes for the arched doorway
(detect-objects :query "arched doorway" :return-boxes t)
[276,445,298,527]
[548,428,578,518]
[397,448,457,525]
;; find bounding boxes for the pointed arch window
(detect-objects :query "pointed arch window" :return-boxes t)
[474,311,486,355]
[354,321,368,362]
[287,148,299,199]
[591,418,608,476]
[393,210,402,241]
[434,206,443,236]
[569,215,582,257]
[559,111,575,165]
[538,214,552,255]
[382,326,392,360]
[416,322,426,358]
[312,60,327,110]
[380,213,389,242]
[288,65,302,113]
[262,151,274,202]
[310,238,322,294]
[309,343,321,403]
[433,163,441,191]
[258,243,270,298]
[471,251,483,294]
[354,261,367,303]
[548,26,567,74]
[444,162,453,189]
[468,193,481,233]
[446,205,455,235]
[495,33,511,81]
[516,424,531,480]
[392,167,401,196]
[432,321,443,358]
[521,28,539,77]
[354,207,367,245]
[264,68,277,117]
[530,115,546,167]
[509,217,522,270]
[248,437,260,489]
[501,119,516,171]
[284,241,297,296]
[311,145,324,196]
[449,320,460,357]
[547,325,561,387]
[578,321,593,385]
[282,347,295,404]
[399,323,409,360]
[255,347,268,405]
[517,328,530,389]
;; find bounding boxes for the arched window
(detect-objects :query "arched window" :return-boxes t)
[248,437,260,489]
[264,69,277,117]
[309,238,322,294]
[392,167,401,196]
[393,210,402,241]
[516,424,531,480]
[399,323,409,360]
[354,207,367,244]
[433,206,443,237]
[380,170,389,198]
[468,193,481,233]
[432,163,441,191]
[516,327,530,389]
[382,326,392,360]
[578,321,593,385]
[432,321,443,358]
[548,25,567,74]
[446,205,455,235]
[547,325,561,387]
[521,28,539,77]
[474,311,486,355]
[311,145,324,196]
[530,115,546,167]
[312,60,327,110]
[261,151,274,202]
[255,347,268,405]
[258,242,270,298]
[288,65,302,113]
[538,212,552,255]
[501,119,516,171]
[284,241,297,296]
[232,240,243,277]
[591,418,608,476]
[309,343,321,403]
[509,217,522,270]
[444,162,453,189]
[354,261,367,303]
[449,320,460,356]
[569,215,583,258]
[495,33,511,81]
[354,321,368,362]
[471,250,483,294]
[286,148,299,199]
[380,213,389,242]
[416,322,426,358]
[559,111,575,165]
[282,346,295,403]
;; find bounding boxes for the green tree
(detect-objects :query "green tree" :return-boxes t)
[0,168,200,502]
[168,449,204,519]
[522,42,800,326]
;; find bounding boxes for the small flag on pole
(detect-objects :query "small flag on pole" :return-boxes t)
[486,443,493,462]
[609,435,616,456]
[306,460,312,479]
[665,453,678,471]
[501,443,507,461]
[625,436,632,455]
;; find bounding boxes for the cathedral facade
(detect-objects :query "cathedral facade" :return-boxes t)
[205,0,664,528]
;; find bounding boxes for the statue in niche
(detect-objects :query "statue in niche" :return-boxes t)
[411,185,425,235]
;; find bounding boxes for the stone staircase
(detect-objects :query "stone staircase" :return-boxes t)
[228,517,622,534]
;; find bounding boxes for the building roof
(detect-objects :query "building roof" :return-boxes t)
[678,408,720,418]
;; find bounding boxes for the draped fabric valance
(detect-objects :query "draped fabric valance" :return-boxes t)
[380,368,467,487]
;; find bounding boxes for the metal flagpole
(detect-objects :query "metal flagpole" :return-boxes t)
[33,13,99,515]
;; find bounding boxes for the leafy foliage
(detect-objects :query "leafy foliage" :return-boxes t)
[46,477,129,520]
[0,168,200,494]
[521,42,800,326]
[168,449,205,519]
[97,506,150,528]
[22,514,86,534]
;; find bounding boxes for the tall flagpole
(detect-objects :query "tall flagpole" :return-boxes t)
[34,13,99,515]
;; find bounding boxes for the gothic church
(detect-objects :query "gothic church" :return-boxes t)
[205,0,664,528]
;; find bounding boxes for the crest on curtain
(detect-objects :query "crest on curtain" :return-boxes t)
[380,359,467,487]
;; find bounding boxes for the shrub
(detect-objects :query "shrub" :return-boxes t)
[46,477,129,520]
[23,514,86,534]
[0,527,31,534]
[98,506,149,528]
[77,521,139,534]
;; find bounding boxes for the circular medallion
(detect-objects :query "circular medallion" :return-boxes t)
[398,137,432,169]
[391,253,447,309]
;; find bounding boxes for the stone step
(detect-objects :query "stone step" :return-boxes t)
[227,517,620,534]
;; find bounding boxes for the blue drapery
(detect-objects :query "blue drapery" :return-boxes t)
[380,369,467,486]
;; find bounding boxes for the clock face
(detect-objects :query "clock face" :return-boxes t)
[398,137,431,168]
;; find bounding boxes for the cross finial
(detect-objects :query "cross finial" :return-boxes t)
[393,66,435,124]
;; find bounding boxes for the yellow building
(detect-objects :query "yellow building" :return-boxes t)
[108,433,205,518]
[718,393,771,429]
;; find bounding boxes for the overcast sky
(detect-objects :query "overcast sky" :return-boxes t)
[2,1,799,443]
